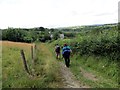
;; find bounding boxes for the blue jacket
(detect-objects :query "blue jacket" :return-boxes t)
[62,46,71,55]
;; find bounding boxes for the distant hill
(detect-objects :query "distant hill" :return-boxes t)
[57,23,117,30]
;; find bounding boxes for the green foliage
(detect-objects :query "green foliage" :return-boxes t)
[2,30,7,40]
[38,31,51,42]
[2,28,28,42]
[2,28,40,43]
[69,26,119,60]
[39,27,45,31]
[2,27,56,43]
[53,31,60,40]
[64,32,75,38]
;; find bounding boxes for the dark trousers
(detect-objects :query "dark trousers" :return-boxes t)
[56,52,60,59]
[64,57,70,67]
[63,51,70,67]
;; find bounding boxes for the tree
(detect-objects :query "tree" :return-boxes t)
[39,27,45,31]
[53,32,59,40]
[50,28,55,32]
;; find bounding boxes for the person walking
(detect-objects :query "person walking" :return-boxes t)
[55,44,61,59]
[62,43,72,67]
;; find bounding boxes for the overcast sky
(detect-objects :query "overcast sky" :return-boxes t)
[0,0,119,29]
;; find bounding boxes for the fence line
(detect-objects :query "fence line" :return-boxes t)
[20,44,37,75]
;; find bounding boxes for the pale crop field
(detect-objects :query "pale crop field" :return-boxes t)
[2,41,34,88]
[1,41,62,88]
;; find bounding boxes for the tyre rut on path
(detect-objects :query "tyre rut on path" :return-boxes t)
[59,62,89,88]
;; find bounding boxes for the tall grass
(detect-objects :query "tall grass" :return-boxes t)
[33,43,63,88]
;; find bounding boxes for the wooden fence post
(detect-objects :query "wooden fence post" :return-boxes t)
[34,44,36,50]
[32,44,37,63]
[31,46,34,60]
[20,50,30,74]
[34,44,36,60]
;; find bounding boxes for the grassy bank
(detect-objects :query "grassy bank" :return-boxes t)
[70,54,118,88]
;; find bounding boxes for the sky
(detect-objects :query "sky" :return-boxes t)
[0,0,119,29]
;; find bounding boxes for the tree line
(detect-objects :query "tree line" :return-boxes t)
[1,27,76,43]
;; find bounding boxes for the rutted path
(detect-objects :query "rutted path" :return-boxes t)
[40,43,90,88]
[59,62,89,88]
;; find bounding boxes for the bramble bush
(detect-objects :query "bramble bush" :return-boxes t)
[70,28,119,60]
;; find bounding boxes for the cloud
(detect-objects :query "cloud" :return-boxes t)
[0,0,119,29]
[95,13,112,16]
[118,1,120,22]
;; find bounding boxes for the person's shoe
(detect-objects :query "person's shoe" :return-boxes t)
[66,65,69,68]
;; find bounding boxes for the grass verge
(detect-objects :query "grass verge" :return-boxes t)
[70,54,118,88]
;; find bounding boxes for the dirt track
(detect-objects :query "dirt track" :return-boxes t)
[59,62,89,88]
[38,43,91,88]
